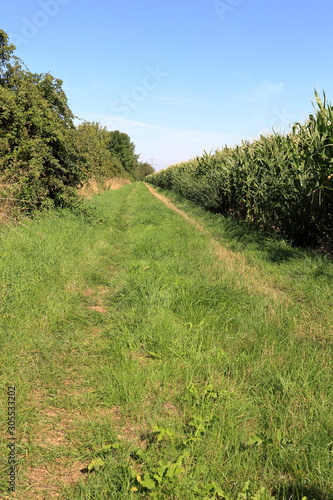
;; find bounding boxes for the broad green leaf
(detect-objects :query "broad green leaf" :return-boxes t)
[137,473,156,490]
[87,458,105,472]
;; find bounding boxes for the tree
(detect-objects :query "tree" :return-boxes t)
[0,30,85,211]
[0,30,143,217]
[133,161,155,181]
[0,30,21,85]
[107,130,139,174]
[76,121,124,178]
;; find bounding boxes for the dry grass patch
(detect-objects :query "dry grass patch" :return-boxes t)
[80,327,104,346]
[87,305,108,314]
[81,286,110,314]
[15,406,88,499]
[161,402,181,418]
[23,458,88,500]
[127,349,154,366]
[104,178,131,190]
[82,286,110,298]
[78,178,131,199]
[91,406,148,447]
[296,316,333,343]
[18,404,147,498]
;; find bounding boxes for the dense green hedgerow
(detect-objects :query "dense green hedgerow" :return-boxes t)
[147,91,333,246]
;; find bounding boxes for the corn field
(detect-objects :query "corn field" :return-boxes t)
[147,91,333,246]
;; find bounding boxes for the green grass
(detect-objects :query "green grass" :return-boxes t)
[0,182,332,499]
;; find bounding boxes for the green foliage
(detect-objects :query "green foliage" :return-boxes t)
[128,410,281,499]
[87,457,105,472]
[147,92,333,246]
[0,30,21,85]
[107,130,139,174]
[87,443,123,472]
[133,161,155,181]
[127,384,290,498]
[151,425,176,442]
[0,31,141,217]
[76,121,125,178]
[0,30,85,212]
[132,454,187,497]
[193,481,278,500]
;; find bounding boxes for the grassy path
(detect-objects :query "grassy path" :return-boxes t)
[145,183,292,303]
[0,182,332,499]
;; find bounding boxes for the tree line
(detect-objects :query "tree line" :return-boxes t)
[0,30,154,217]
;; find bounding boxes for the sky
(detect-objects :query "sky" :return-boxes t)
[2,0,333,170]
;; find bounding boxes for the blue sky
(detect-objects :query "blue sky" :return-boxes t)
[2,0,333,170]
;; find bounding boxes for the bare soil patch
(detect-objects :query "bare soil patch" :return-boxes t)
[82,286,110,313]
[23,459,87,500]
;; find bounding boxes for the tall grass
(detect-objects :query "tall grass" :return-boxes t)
[147,91,333,246]
[0,183,332,499]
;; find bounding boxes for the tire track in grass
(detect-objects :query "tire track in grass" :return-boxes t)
[145,184,333,342]
[145,183,291,304]
[4,185,138,500]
